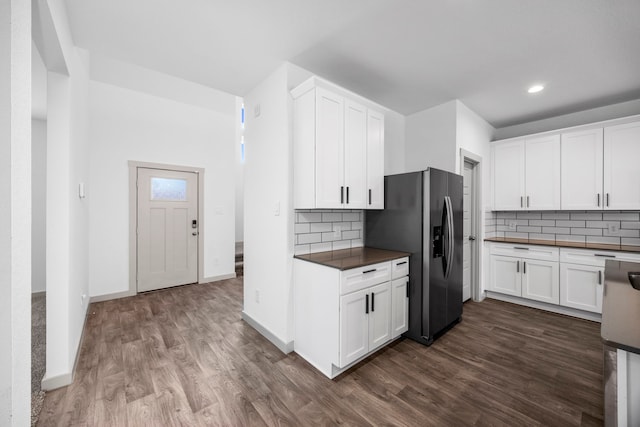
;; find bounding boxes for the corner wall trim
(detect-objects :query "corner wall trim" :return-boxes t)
[241,311,294,354]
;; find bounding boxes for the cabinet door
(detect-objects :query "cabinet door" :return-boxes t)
[525,135,560,210]
[315,88,345,209]
[604,121,640,210]
[366,109,385,209]
[489,255,522,296]
[492,140,525,210]
[339,289,369,367]
[560,263,604,313]
[344,100,367,208]
[391,277,409,339]
[561,128,603,210]
[368,282,392,352]
[521,259,559,304]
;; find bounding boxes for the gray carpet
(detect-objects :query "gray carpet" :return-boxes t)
[31,292,46,426]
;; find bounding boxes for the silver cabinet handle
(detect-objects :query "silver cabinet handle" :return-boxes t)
[346,186,350,204]
[526,196,530,208]
[520,196,523,208]
[516,260,520,273]
[598,270,602,285]
[523,261,526,274]
[595,254,615,258]
[597,193,601,207]
[514,247,530,251]
[606,193,610,207]
[368,189,372,205]
[340,186,344,204]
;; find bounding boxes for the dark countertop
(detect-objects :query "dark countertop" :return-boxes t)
[602,260,640,354]
[294,247,410,270]
[485,237,640,253]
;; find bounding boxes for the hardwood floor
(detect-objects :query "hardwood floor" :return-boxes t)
[38,278,603,426]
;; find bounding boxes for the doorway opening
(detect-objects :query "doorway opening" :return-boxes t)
[129,161,205,294]
[460,150,482,302]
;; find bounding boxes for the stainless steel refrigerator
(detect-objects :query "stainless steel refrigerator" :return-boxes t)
[365,168,463,345]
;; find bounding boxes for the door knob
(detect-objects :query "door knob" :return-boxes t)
[192,232,198,236]
[469,236,476,241]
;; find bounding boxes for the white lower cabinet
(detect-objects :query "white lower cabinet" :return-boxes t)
[391,277,409,338]
[489,243,640,317]
[294,256,408,379]
[560,263,603,313]
[488,244,559,304]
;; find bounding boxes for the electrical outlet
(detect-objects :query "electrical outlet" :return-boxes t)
[254,104,261,118]
[508,220,517,230]
[255,290,260,304]
[334,226,342,239]
[608,223,620,233]
[80,294,87,306]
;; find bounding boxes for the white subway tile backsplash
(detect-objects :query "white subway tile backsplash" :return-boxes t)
[298,212,322,223]
[556,234,586,243]
[571,212,603,220]
[570,228,602,236]
[603,213,640,221]
[489,210,640,246]
[298,233,322,244]
[342,212,360,221]
[342,230,361,240]
[541,212,570,220]
[586,236,620,245]
[295,223,310,234]
[622,221,640,229]
[604,228,640,238]
[555,220,586,228]
[542,227,571,234]
[310,222,332,233]
[322,212,342,222]
[295,209,366,254]
[309,242,332,253]
[505,232,528,239]
[621,238,640,246]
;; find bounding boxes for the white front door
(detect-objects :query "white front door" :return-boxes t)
[137,168,198,292]
[462,160,476,302]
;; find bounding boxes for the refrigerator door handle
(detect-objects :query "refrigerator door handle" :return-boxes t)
[447,196,455,279]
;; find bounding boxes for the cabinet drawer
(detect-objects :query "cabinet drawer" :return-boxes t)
[560,248,640,267]
[341,261,391,295]
[490,243,559,262]
[391,257,409,279]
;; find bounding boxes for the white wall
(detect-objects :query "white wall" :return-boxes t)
[243,64,298,350]
[455,101,494,295]
[494,98,640,140]
[0,0,32,422]
[235,97,244,243]
[88,79,237,297]
[31,119,47,293]
[405,100,457,173]
[384,110,406,175]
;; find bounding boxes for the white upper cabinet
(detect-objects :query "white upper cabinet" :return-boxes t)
[315,88,345,209]
[561,128,603,210]
[492,135,560,210]
[366,110,385,209]
[604,121,640,210]
[525,135,561,210]
[492,140,525,210]
[292,77,385,210]
[344,100,367,209]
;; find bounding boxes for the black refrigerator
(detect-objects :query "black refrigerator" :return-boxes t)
[365,168,463,345]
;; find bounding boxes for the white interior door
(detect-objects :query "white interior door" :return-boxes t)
[137,168,198,292]
[462,160,476,302]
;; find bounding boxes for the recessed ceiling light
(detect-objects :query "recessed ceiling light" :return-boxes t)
[528,85,544,94]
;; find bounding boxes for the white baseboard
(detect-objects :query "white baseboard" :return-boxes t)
[41,371,73,391]
[200,273,236,283]
[486,291,602,322]
[241,311,294,354]
[90,289,136,303]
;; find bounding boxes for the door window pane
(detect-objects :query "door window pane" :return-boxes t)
[151,177,187,201]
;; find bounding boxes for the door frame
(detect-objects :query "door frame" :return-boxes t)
[128,160,205,295]
[459,149,482,302]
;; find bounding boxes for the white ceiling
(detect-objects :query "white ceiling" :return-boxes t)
[64,0,640,127]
